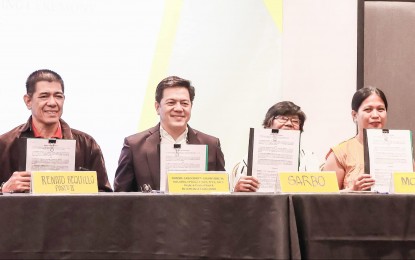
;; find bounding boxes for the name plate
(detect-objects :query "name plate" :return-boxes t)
[167,171,230,194]
[277,172,339,193]
[393,172,415,194]
[31,171,98,194]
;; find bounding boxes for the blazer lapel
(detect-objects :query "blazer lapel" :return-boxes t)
[187,126,201,144]
[146,126,161,188]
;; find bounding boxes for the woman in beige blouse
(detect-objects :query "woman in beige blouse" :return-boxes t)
[323,86,388,191]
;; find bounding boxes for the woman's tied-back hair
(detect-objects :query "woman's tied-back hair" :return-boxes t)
[351,86,388,112]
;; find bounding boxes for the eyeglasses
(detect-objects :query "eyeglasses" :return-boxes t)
[274,116,301,126]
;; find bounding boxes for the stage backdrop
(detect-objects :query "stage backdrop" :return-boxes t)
[0,0,359,186]
[0,0,283,185]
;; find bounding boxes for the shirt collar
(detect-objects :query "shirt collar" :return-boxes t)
[160,125,188,144]
[31,121,63,139]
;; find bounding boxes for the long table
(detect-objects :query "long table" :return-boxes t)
[291,193,415,259]
[0,193,296,259]
[2,193,415,259]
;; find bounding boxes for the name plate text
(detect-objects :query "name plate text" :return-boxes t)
[167,172,230,194]
[278,172,339,193]
[31,171,98,194]
[393,172,415,194]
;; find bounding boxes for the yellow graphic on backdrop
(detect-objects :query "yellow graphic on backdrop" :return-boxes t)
[264,0,283,32]
[139,0,184,131]
[139,0,282,131]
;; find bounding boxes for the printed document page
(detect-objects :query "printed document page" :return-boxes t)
[365,129,413,193]
[249,128,300,192]
[160,144,207,192]
[26,138,76,171]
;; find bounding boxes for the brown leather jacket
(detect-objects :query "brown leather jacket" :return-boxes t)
[0,117,112,192]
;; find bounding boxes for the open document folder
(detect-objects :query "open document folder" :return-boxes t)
[26,138,76,171]
[364,129,413,193]
[160,144,208,192]
[247,128,300,192]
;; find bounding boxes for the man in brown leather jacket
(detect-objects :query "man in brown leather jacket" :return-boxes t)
[0,69,112,192]
[114,76,226,192]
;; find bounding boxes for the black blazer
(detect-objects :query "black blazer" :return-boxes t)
[114,124,226,191]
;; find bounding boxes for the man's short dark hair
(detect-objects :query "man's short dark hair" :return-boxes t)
[26,69,64,96]
[155,76,195,103]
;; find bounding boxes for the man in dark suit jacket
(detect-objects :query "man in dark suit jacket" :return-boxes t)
[114,76,226,192]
